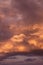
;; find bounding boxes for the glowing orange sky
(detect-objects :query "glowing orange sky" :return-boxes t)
[0,24,43,53]
[0,0,43,53]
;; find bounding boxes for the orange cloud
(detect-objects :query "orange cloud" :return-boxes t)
[0,41,14,53]
[0,0,43,55]
[28,39,37,46]
[11,34,26,42]
[0,24,43,53]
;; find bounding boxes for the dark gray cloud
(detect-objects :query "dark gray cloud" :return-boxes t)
[12,0,43,24]
[0,0,43,25]
[0,20,14,41]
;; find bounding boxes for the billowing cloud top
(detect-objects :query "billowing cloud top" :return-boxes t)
[0,0,43,53]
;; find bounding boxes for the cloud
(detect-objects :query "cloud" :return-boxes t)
[0,22,14,41]
[11,34,26,42]
[12,0,43,24]
[0,24,43,53]
[0,0,43,54]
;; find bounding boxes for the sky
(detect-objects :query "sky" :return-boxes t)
[0,0,43,54]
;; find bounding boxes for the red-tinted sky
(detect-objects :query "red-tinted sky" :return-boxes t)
[0,0,43,53]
